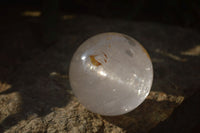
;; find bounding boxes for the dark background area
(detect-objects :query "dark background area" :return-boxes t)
[1,0,200,29]
[1,0,200,79]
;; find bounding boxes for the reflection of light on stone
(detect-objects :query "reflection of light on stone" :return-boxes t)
[87,63,96,70]
[81,55,86,61]
[155,49,187,62]
[0,81,12,93]
[21,11,76,20]
[86,63,107,77]
[107,73,124,84]
[181,45,200,56]
[49,72,58,76]
[122,105,131,112]
[90,65,96,70]
[147,91,184,104]
[138,89,141,95]
[137,82,146,96]
[49,72,69,79]
[21,11,41,17]
[144,89,150,97]
[86,62,146,90]
[62,15,76,20]
[98,70,107,77]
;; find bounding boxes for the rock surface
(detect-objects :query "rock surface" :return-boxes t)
[0,15,200,133]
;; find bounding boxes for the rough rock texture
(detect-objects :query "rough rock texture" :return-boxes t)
[150,92,200,133]
[0,15,200,133]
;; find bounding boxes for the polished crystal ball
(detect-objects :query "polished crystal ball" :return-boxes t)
[69,32,153,116]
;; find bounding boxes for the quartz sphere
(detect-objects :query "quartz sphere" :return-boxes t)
[69,32,153,116]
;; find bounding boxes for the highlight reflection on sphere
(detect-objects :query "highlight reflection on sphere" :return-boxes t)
[69,32,153,116]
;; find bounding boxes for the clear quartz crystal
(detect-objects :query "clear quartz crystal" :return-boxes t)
[69,32,153,116]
